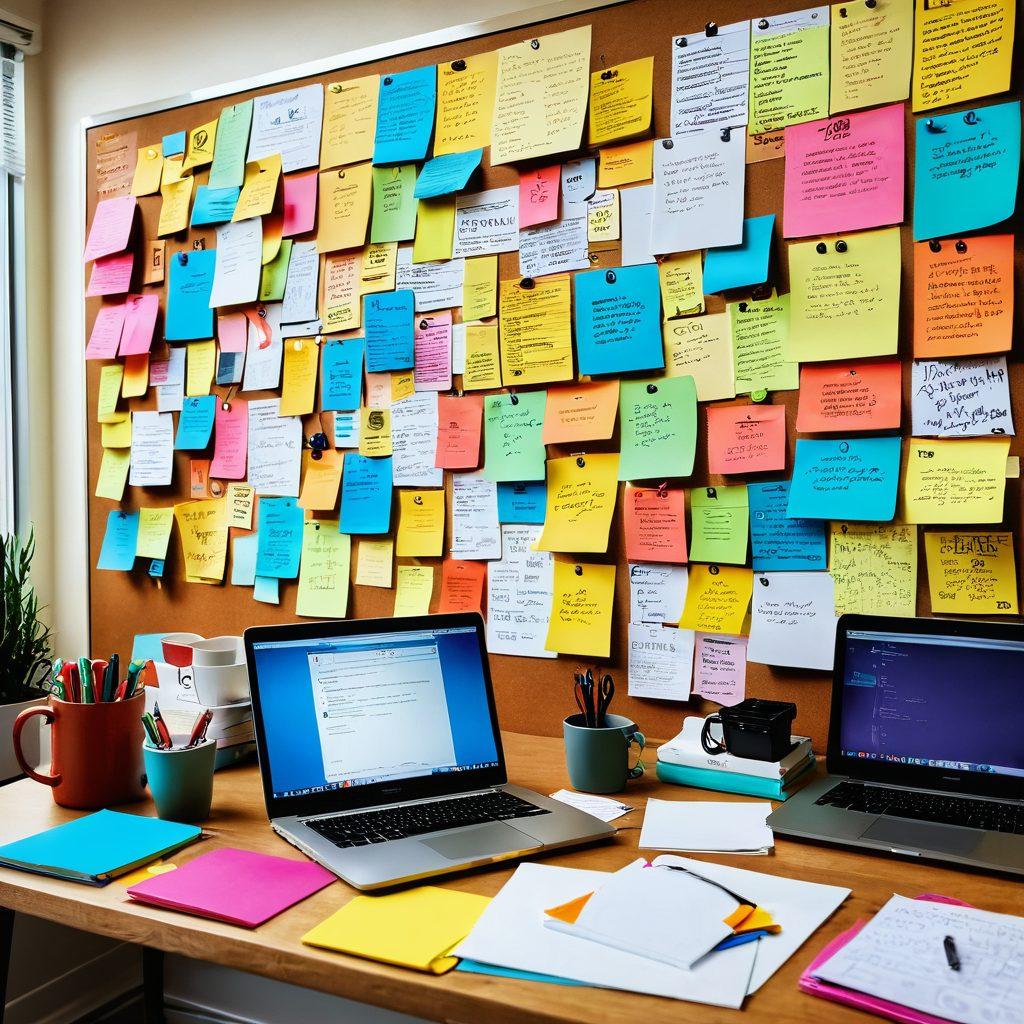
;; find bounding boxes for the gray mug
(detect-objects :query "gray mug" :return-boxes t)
[563,713,645,794]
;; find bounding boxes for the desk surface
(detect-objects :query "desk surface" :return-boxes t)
[1,733,1020,1024]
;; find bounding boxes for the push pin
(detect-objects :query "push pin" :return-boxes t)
[307,432,330,461]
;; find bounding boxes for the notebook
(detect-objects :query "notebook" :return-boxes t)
[126,847,335,927]
[0,810,201,886]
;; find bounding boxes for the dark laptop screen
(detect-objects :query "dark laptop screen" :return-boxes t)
[840,629,1024,780]
[251,625,500,800]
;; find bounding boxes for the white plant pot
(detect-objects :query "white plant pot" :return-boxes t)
[0,694,47,783]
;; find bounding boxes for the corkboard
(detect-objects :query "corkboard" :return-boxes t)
[85,0,1024,751]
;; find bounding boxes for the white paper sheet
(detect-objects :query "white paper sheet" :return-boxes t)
[450,472,501,560]
[640,799,774,854]
[627,622,695,701]
[549,790,634,822]
[628,563,688,623]
[242,304,284,392]
[911,356,1014,437]
[395,247,465,311]
[210,220,262,308]
[486,524,556,659]
[280,241,319,324]
[619,184,657,267]
[246,398,301,496]
[560,158,596,218]
[247,84,324,172]
[747,571,838,671]
[518,217,590,279]
[390,390,442,487]
[671,20,750,134]
[333,411,360,448]
[452,187,519,259]
[129,411,174,487]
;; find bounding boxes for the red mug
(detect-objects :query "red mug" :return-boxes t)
[12,692,147,809]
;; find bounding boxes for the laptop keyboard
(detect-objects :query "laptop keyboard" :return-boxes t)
[304,791,551,848]
[816,781,1024,833]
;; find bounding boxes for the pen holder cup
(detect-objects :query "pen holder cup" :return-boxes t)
[12,692,147,809]
[143,740,217,824]
[563,713,645,795]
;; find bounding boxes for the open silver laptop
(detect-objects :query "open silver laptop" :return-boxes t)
[768,615,1024,877]
[244,613,614,890]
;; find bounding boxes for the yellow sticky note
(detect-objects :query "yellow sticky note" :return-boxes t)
[830,0,913,114]
[545,560,616,657]
[233,154,282,222]
[158,176,194,237]
[181,118,218,172]
[412,197,455,263]
[296,521,351,618]
[226,482,254,529]
[587,189,620,242]
[96,364,124,422]
[663,312,736,402]
[499,276,573,386]
[393,564,435,616]
[360,242,398,295]
[136,507,174,560]
[659,253,704,319]
[537,454,620,554]
[396,490,445,557]
[679,565,753,635]
[597,139,654,188]
[902,438,1010,524]
[162,154,184,185]
[730,292,798,395]
[925,531,1018,615]
[435,52,499,156]
[131,145,163,196]
[829,523,918,617]
[462,256,497,321]
[174,499,228,582]
[356,538,394,588]
[588,57,654,146]
[298,450,343,511]
[317,162,372,254]
[321,75,380,169]
[323,253,361,332]
[280,337,319,416]
[185,340,216,397]
[788,227,901,362]
[262,211,284,266]
[463,323,502,391]
[912,0,1014,112]
[359,408,392,457]
[101,412,132,449]
[391,371,415,403]
[95,449,130,501]
[121,354,150,399]
[749,20,830,135]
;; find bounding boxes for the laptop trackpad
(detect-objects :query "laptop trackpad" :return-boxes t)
[422,822,539,861]
[862,817,983,857]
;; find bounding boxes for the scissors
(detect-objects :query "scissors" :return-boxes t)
[594,673,614,727]
[573,670,595,726]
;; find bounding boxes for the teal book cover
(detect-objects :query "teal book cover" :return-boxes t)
[656,756,816,800]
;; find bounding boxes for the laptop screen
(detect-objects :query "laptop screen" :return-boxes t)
[250,624,501,800]
[840,628,1024,780]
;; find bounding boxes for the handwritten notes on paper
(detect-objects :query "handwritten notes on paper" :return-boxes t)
[663,313,736,403]
[707,404,786,475]
[624,484,687,564]
[789,437,901,521]
[748,480,826,571]
[483,392,546,482]
[396,488,445,557]
[487,524,555,659]
[694,633,747,705]
[925,531,1018,615]
[679,565,752,635]
[830,523,918,617]
[537,454,619,553]
[296,524,351,618]
[452,187,519,258]
[796,361,902,433]
[829,0,912,113]
[671,20,750,134]
[618,376,697,481]
[435,53,498,156]
[628,624,694,701]
[629,563,688,623]
[747,571,837,670]
[499,276,573,385]
[690,485,749,564]
[373,66,436,166]
[902,438,1010,524]
[730,292,797,394]
[542,381,618,445]
[545,560,616,657]
[911,356,1013,437]
[450,472,501,560]
[321,75,379,169]
[588,57,654,146]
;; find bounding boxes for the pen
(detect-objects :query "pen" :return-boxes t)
[141,712,163,748]
[63,663,80,703]
[943,935,960,971]
[152,702,173,749]
[104,653,120,703]
[187,709,213,748]
[78,658,94,704]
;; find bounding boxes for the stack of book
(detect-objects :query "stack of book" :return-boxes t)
[656,715,816,800]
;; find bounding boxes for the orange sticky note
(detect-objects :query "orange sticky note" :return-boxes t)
[121,354,150,399]
[437,559,487,614]
[597,139,653,188]
[518,165,560,229]
[796,361,902,433]
[707,405,787,475]
[913,235,1014,358]
[298,450,343,511]
[435,394,483,469]
[279,337,319,416]
[541,381,619,445]
[623,484,687,564]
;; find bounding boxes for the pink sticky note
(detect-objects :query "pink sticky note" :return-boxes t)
[119,293,160,356]
[707,404,787,475]
[364,371,391,407]
[694,633,747,706]
[783,104,905,239]
[83,195,137,263]
[217,312,248,354]
[413,310,453,391]
[85,303,127,360]
[86,251,134,296]
[127,847,334,929]
[210,399,248,479]
[519,164,560,229]
[282,170,318,237]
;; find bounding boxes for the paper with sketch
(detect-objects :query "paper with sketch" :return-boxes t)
[629,563,688,624]
[628,623,694,701]
[486,524,555,659]
[452,187,519,258]
[911,357,1013,437]
[640,800,773,854]
[246,399,301,497]
[390,390,442,488]
[129,412,174,487]
[671,20,750,134]
[747,571,838,670]
[830,523,917,617]
[451,472,501,560]
[248,85,323,172]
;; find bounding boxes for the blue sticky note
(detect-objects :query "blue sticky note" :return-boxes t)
[231,534,258,586]
[364,291,414,372]
[97,511,140,571]
[254,576,280,604]
[913,100,1021,241]
[497,481,547,524]
[703,215,775,294]
[575,265,663,376]
[748,481,826,571]
[373,66,437,165]
[339,455,393,534]
[190,185,241,226]
[131,633,166,662]
[174,395,217,450]
[321,338,365,411]
[162,131,186,157]
[148,559,165,578]
[255,497,303,579]
[165,250,216,341]
[414,149,483,199]
[456,960,586,987]
[787,437,901,521]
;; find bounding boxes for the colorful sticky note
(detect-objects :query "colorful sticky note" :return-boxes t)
[396,489,445,557]
[162,131,186,157]
[255,497,303,581]
[518,165,560,229]
[359,407,392,458]
[208,100,252,189]
[394,565,435,616]
[174,396,216,450]
[497,481,547,525]
[462,256,497,321]
[95,449,130,501]
[185,340,216,397]
[415,149,482,200]
[175,499,228,582]
[925,531,1018,615]
[498,276,574,386]
[730,292,797,394]
[190,186,240,227]
[537,454,619,554]
[463,324,502,391]
[483,392,546,482]
[320,339,363,412]
[413,312,453,392]
[902,438,1010,524]
[374,66,437,165]
[165,250,215,341]
[86,252,134,297]
[748,481,826,571]
[679,565,752,635]
[96,364,124,421]
[435,394,483,470]
[296,522,351,618]
[316,162,373,254]
[131,145,163,197]
[541,381,618,445]
[412,199,455,263]
[623,483,687,564]
[434,53,498,157]
[339,455,393,534]
[689,486,749,565]
[135,507,174,561]
[588,56,654,146]
[298,450,343,512]
[98,511,140,571]
[84,195,137,263]
[796,361,902,432]
[545,560,616,657]
[618,376,697,481]
[789,436,902,521]
[911,356,1013,437]
[702,215,774,295]
[829,0,913,113]
[370,165,418,243]
[658,253,703,319]
[209,400,247,480]
[181,118,218,172]
[587,188,620,242]
[321,75,379,170]
[597,140,653,188]
[279,337,319,417]
[282,170,318,237]
[364,290,414,372]
[355,537,394,588]
[830,522,918,617]
[436,559,487,614]
[748,570,838,670]
[707,404,786,475]
[694,633,748,706]
[663,313,736,403]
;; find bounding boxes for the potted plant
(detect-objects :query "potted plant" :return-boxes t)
[0,530,52,782]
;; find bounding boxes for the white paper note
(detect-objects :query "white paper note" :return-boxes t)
[487,524,556,659]
[210,220,262,308]
[247,84,325,172]
[671,21,750,134]
[129,411,174,487]
[561,158,597,218]
[280,241,319,324]
[549,790,634,822]
[452,187,519,259]
[627,623,695,701]
[389,390,442,487]
[246,398,301,496]
[911,356,1014,437]
[747,571,838,671]
[619,184,657,267]
[640,799,774,853]
[518,217,590,278]
[333,411,360,448]
[629,563,688,624]
[451,471,502,560]
[242,304,284,392]
[395,247,465,310]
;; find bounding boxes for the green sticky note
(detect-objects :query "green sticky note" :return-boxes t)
[618,375,697,481]
[689,485,749,565]
[730,292,798,396]
[370,164,418,244]
[208,99,253,190]
[483,391,547,482]
[260,239,293,302]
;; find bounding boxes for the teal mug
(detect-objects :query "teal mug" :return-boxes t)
[142,740,217,823]
[563,713,645,794]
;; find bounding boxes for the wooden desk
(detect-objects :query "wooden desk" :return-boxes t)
[0,733,1019,1024]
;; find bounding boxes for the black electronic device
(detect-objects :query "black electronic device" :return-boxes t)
[700,699,796,762]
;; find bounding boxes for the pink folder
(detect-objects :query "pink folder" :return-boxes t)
[799,894,972,1024]
[127,847,335,928]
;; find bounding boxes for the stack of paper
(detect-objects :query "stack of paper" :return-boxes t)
[639,799,774,855]
[549,790,634,822]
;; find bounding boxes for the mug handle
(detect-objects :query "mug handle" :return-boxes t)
[13,705,61,786]
[627,730,646,780]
